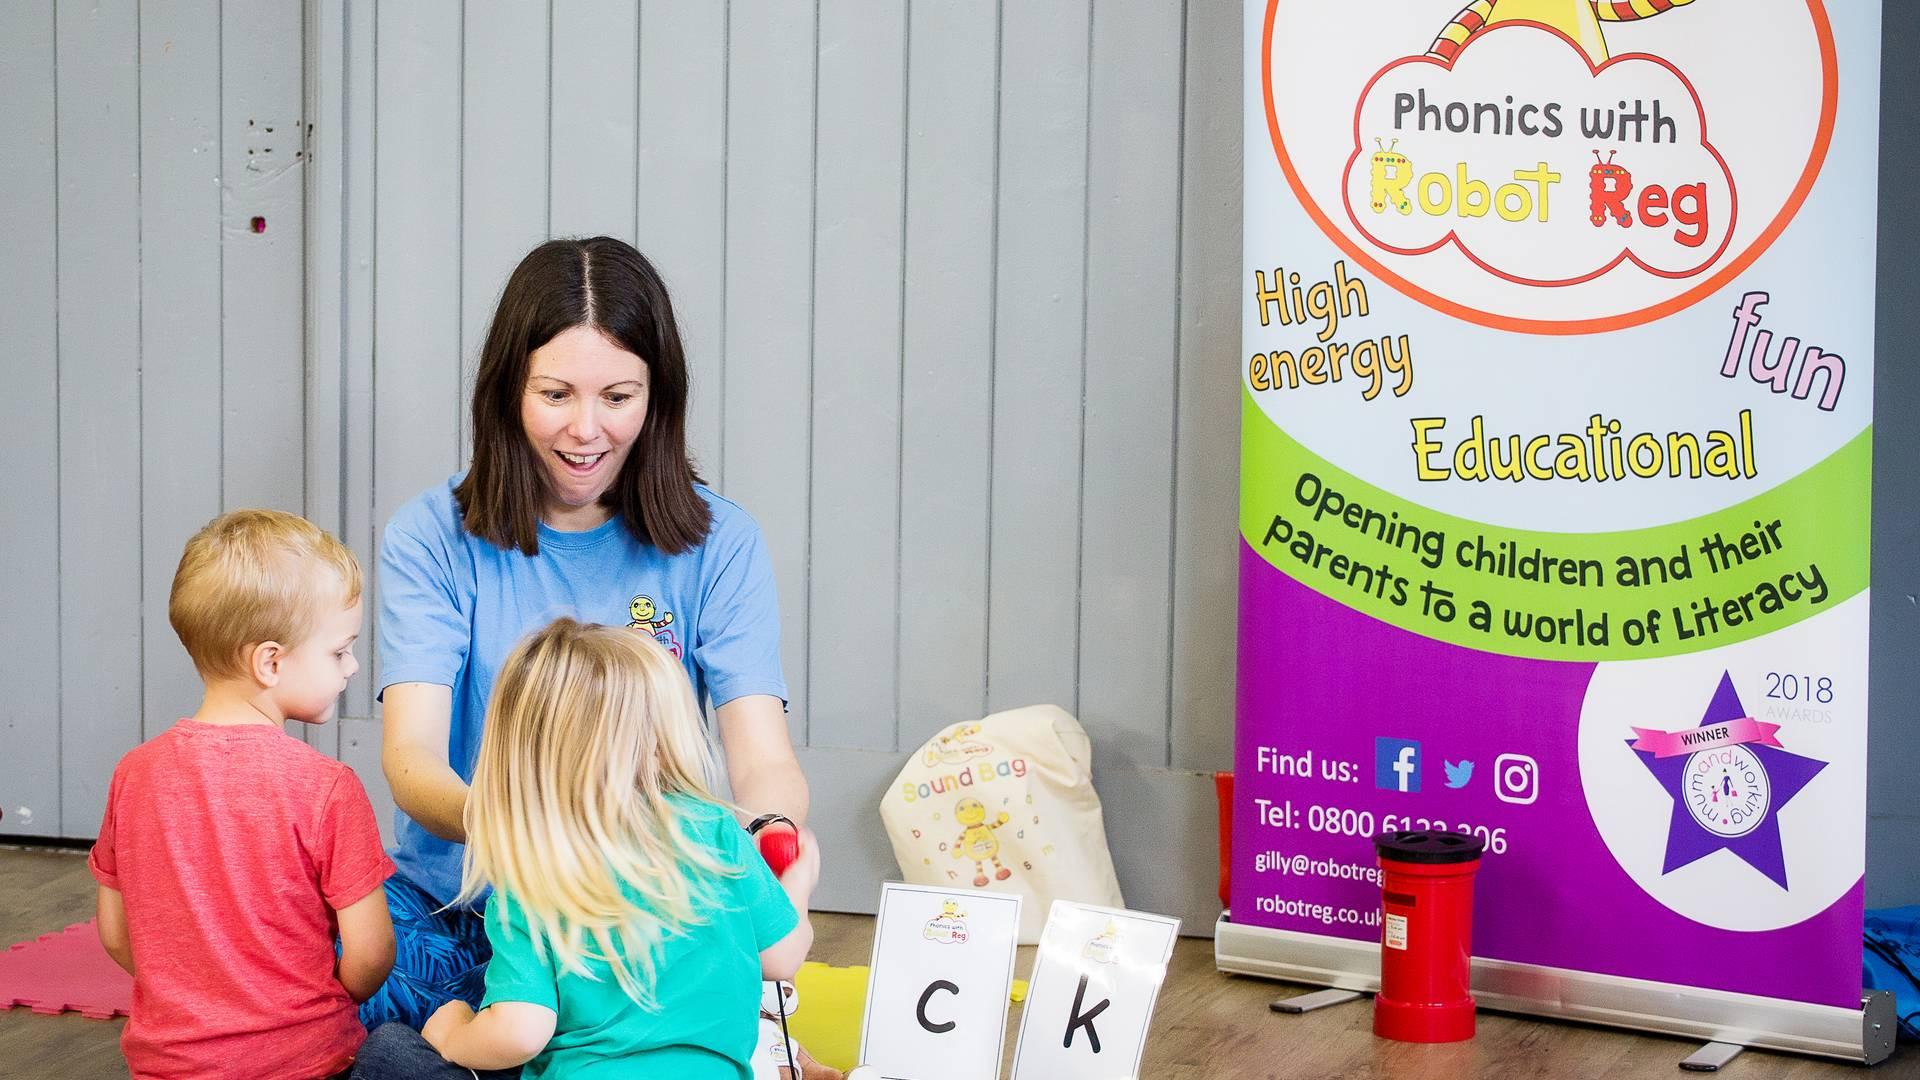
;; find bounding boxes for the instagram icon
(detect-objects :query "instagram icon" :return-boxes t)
[1494,753,1539,805]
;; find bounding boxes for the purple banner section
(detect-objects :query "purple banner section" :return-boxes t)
[1232,541,1863,1008]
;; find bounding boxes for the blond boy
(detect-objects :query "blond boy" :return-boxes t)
[89,510,396,1080]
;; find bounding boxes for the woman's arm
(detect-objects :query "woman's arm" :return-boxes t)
[95,887,134,976]
[423,1000,557,1071]
[716,694,810,826]
[334,885,396,1002]
[381,682,470,842]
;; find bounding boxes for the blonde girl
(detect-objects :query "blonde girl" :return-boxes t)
[352,618,817,1080]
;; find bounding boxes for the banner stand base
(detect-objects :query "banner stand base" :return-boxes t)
[1679,1041,1746,1072]
[1268,987,1365,1015]
[1213,914,1896,1066]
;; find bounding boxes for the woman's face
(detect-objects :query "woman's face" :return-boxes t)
[521,325,650,529]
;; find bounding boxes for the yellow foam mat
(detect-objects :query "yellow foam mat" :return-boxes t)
[785,963,1031,1072]
[787,962,869,1072]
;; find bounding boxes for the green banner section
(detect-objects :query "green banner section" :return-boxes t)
[1240,390,1870,660]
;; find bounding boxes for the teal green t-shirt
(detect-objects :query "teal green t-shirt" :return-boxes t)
[478,797,799,1080]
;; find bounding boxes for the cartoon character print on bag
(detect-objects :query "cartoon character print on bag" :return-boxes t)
[953,797,1013,888]
[627,593,681,658]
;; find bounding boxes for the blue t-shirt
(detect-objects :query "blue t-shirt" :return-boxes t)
[479,796,798,1080]
[377,476,787,903]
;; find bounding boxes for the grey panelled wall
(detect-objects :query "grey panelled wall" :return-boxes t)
[303,0,1242,928]
[0,0,308,840]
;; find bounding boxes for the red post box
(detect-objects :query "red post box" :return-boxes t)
[1371,829,1486,1042]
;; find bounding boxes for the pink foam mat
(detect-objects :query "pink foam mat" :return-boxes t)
[0,920,133,1020]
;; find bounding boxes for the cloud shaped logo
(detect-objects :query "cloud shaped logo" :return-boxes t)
[1341,21,1736,288]
[1444,760,1474,789]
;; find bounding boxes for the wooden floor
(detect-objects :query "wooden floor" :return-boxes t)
[2,846,1911,1078]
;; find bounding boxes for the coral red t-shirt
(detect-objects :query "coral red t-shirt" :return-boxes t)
[88,720,394,1080]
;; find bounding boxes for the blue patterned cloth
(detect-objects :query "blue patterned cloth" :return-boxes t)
[357,872,492,1031]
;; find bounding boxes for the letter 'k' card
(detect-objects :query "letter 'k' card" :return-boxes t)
[1010,902,1180,1080]
[859,882,1022,1080]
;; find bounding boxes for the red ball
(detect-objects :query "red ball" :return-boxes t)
[758,826,800,877]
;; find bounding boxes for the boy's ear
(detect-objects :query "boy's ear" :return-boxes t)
[245,640,287,687]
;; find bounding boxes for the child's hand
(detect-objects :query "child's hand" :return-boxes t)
[779,825,822,905]
[761,828,821,981]
[423,999,476,1055]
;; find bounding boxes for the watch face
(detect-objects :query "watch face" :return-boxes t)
[1684,745,1772,838]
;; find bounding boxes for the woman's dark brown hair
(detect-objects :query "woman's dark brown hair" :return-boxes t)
[456,237,709,556]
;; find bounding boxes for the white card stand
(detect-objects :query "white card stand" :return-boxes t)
[858,882,1023,1080]
[1009,901,1180,1080]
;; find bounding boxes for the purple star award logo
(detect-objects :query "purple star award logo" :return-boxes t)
[1627,671,1827,889]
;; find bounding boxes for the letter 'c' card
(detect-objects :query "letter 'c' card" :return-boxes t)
[859,882,1022,1080]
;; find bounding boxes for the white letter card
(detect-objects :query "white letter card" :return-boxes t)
[858,881,1023,1080]
[1009,901,1179,1080]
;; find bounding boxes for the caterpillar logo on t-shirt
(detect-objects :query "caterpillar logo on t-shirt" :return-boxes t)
[627,593,681,658]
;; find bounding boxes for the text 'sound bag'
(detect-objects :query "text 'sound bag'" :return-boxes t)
[881,705,1124,944]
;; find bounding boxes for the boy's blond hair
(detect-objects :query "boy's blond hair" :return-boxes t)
[169,509,362,681]
[459,617,736,1008]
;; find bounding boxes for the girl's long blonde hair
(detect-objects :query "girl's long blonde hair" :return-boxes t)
[457,617,737,1006]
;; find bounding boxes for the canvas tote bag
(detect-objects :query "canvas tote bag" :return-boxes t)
[880,705,1124,943]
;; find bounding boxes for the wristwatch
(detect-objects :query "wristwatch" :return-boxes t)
[746,812,795,836]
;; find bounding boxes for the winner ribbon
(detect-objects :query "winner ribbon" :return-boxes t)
[1630,717,1785,759]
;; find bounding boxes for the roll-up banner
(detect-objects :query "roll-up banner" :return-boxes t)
[1227,0,1887,1058]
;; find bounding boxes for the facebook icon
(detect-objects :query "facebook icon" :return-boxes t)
[1375,737,1422,793]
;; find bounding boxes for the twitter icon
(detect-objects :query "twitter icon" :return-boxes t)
[1444,760,1475,789]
